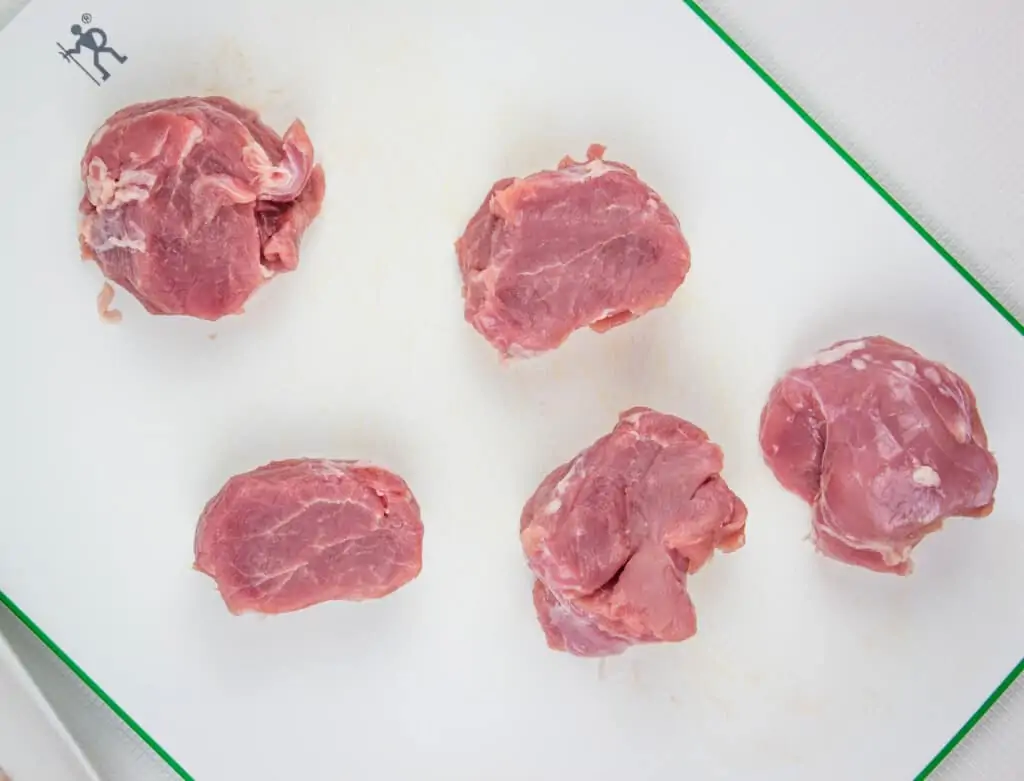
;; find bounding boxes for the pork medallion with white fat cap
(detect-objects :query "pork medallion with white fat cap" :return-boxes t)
[759,335,999,574]
[78,96,326,320]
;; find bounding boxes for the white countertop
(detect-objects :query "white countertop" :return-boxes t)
[1,0,1020,778]
[0,630,99,781]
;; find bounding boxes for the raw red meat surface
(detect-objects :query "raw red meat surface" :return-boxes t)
[456,145,690,357]
[520,408,747,656]
[78,96,326,320]
[195,459,423,615]
[760,336,999,575]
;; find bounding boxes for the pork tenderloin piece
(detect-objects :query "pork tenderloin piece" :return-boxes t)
[195,459,423,615]
[760,336,999,574]
[456,145,690,358]
[520,408,747,656]
[79,96,325,320]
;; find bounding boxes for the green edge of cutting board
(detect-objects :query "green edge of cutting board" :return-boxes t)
[2,2,1023,780]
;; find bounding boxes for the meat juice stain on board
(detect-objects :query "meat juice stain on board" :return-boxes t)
[596,630,829,723]
[607,652,810,775]
[596,299,745,459]
[494,308,698,437]
[181,37,293,126]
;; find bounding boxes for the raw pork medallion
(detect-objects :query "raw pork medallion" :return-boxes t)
[79,96,326,320]
[520,408,747,656]
[760,336,999,574]
[456,145,690,357]
[195,459,423,615]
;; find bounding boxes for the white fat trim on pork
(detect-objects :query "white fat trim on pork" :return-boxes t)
[814,522,913,568]
[798,339,867,368]
[912,465,942,487]
[892,360,917,375]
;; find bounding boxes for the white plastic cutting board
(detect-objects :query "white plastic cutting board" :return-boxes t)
[0,1,1021,779]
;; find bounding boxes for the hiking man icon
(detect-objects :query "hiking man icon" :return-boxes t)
[61,24,126,81]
